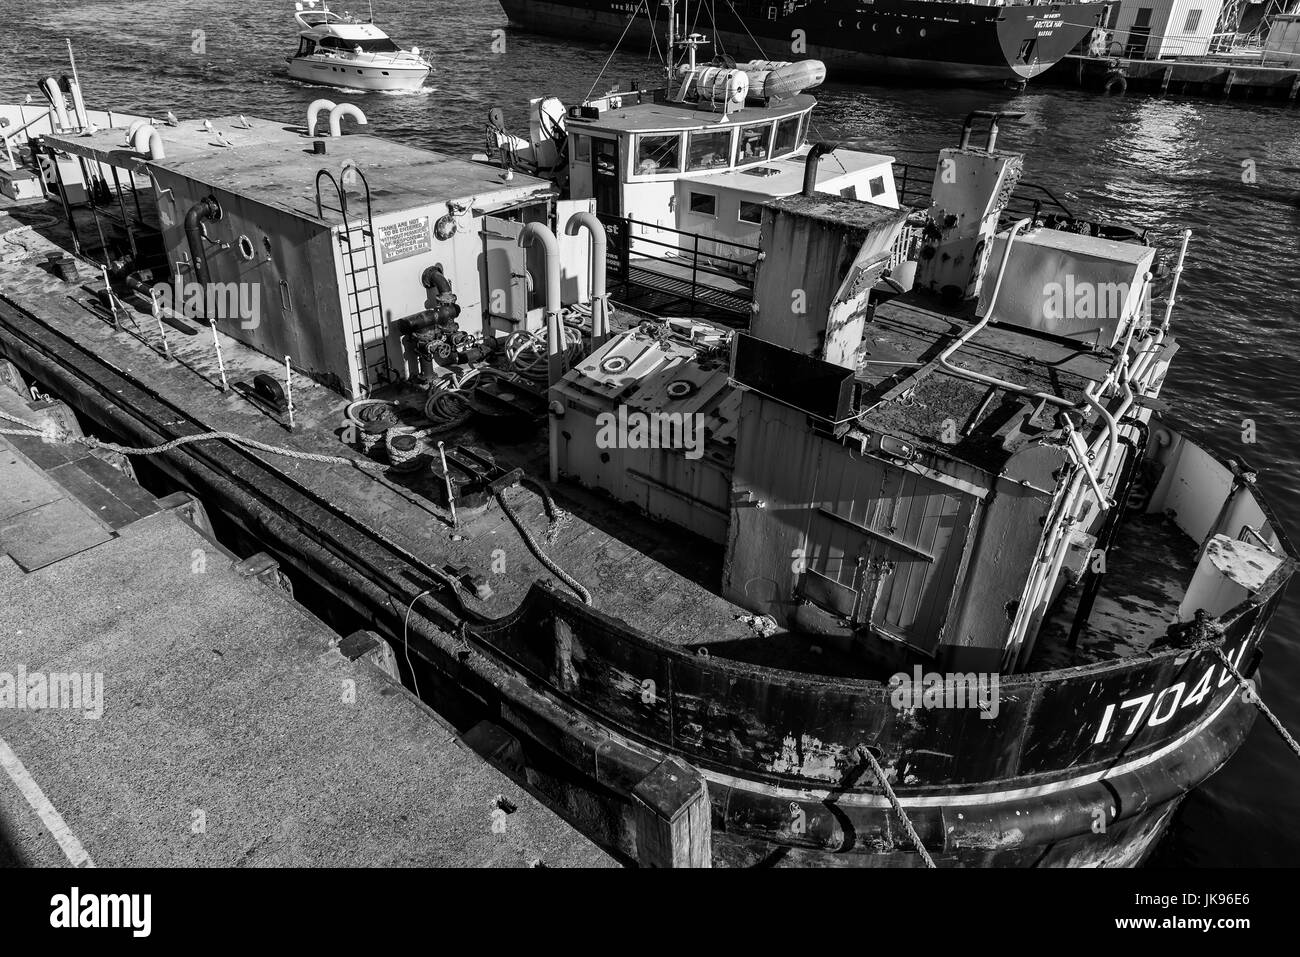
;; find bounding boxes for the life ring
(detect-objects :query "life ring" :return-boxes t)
[1104,71,1128,96]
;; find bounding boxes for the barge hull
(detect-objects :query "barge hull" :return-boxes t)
[498,0,1107,83]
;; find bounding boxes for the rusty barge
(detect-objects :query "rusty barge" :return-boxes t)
[0,75,1294,867]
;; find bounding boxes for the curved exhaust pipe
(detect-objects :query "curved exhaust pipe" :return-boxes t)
[519,222,563,482]
[802,137,881,197]
[564,211,610,348]
[184,196,222,293]
[126,118,151,145]
[306,99,337,137]
[39,78,70,130]
[131,124,165,160]
[329,103,368,137]
[958,110,1027,153]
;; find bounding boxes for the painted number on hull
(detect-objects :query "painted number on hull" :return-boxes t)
[1092,642,1248,746]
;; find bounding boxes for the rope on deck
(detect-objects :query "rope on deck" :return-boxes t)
[1215,646,1300,759]
[492,485,592,606]
[857,745,937,869]
[2,407,596,605]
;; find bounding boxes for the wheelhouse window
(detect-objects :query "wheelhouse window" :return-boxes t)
[573,133,591,164]
[687,129,732,171]
[635,133,681,174]
[738,200,763,224]
[318,36,401,53]
[773,115,801,156]
[689,192,717,216]
[737,123,772,164]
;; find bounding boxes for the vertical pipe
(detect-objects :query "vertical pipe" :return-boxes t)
[518,222,563,482]
[563,211,610,347]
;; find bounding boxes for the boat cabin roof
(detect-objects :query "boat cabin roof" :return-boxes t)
[689,148,894,198]
[44,115,306,168]
[148,132,554,223]
[571,93,814,136]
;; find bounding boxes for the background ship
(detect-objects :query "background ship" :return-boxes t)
[497,0,1109,83]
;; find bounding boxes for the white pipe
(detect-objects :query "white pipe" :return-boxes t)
[306,98,337,137]
[564,210,610,347]
[519,221,563,483]
[68,78,89,130]
[934,219,1076,409]
[126,118,150,145]
[131,125,165,159]
[42,78,70,130]
[328,103,368,137]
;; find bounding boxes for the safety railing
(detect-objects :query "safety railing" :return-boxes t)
[598,213,760,321]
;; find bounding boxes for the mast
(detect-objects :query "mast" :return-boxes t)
[667,0,676,80]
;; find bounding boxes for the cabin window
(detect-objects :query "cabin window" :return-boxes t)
[737,123,772,164]
[635,133,681,174]
[296,38,316,57]
[573,133,591,164]
[689,192,717,216]
[738,201,763,224]
[870,176,886,197]
[1183,8,1202,31]
[318,36,400,53]
[687,129,732,171]
[773,115,801,156]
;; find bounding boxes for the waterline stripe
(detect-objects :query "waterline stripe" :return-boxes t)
[0,735,94,867]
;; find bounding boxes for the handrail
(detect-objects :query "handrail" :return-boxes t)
[620,215,762,254]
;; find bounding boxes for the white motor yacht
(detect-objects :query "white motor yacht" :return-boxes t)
[287,1,430,92]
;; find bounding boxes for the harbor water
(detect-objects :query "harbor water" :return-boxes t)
[1,0,1297,866]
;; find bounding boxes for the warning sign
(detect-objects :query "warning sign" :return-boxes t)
[377,216,432,263]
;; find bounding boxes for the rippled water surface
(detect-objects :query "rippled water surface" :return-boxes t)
[2,0,1298,866]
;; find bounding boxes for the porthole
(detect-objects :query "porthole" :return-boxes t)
[920,28,926,36]
[237,234,255,262]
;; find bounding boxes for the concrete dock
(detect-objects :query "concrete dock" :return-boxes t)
[0,393,613,867]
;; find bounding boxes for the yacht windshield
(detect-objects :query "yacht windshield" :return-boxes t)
[319,36,402,53]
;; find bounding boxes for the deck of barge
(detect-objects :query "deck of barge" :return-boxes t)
[0,199,761,652]
[0,396,612,867]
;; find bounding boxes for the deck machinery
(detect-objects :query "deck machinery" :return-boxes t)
[9,99,1295,867]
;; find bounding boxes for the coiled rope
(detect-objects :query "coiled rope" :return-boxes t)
[856,745,937,868]
[1215,646,1300,759]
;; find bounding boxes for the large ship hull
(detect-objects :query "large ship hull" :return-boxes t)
[499,0,1107,83]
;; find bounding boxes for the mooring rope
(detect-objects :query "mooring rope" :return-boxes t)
[1,405,595,605]
[492,485,592,606]
[857,745,937,868]
[1215,646,1300,759]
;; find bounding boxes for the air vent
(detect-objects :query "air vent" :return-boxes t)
[742,166,781,177]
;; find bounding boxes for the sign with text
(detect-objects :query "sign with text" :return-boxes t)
[377,216,432,264]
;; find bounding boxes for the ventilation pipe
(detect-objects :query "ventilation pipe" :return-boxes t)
[328,103,368,137]
[564,211,610,349]
[40,78,70,130]
[306,99,337,137]
[67,77,89,130]
[958,110,1026,153]
[802,137,880,197]
[519,222,563,482]
[126,118,150,145]
[184,196,222,293]
[131,124,165,160]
